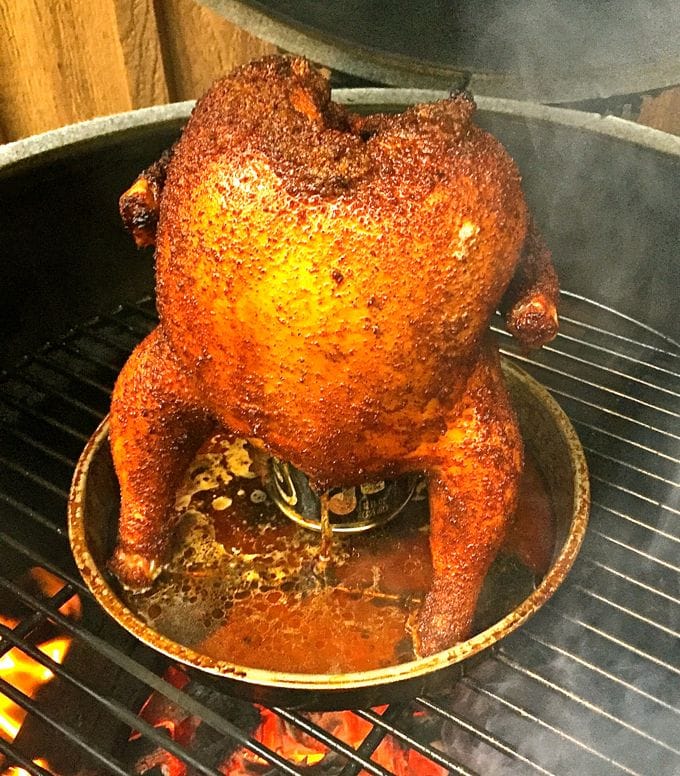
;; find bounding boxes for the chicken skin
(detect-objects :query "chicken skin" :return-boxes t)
[110,55,558,655]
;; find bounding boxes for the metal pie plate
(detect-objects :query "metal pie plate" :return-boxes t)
[68,361,589,709]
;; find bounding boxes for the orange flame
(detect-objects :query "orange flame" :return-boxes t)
[27,569,82,621]
[3,757,50,776]
[0,568,82,776]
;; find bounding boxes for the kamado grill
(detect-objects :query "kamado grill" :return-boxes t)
[1,3,679,775]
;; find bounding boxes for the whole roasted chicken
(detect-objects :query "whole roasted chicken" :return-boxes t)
[110,56,558,655]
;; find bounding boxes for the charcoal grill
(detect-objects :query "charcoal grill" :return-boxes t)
[0,92,679,774]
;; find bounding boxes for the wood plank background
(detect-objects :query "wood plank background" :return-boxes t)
[0,0,678,142]
[0,0,273,142]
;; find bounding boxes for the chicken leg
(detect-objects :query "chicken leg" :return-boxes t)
[411,336,523,655]
[108,327,214,589]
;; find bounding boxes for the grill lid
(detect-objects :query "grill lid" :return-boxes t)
[198,0,680,103]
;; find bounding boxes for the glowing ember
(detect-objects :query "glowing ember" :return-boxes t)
[28,569,83,621]
[3,757,50,776]
[226,705,447,775]
[0,568,82,775]
[131,667,447,776]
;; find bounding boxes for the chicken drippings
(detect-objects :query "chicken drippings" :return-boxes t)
[122,432,554,673]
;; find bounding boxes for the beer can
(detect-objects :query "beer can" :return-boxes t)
[266,458,421,534]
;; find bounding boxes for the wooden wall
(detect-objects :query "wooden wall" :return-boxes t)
[639,87,680,135]
[0,0,678,142]
[0,0,273,142]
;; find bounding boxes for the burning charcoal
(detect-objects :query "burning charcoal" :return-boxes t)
[125,667,263,776]
[183,675,261,732]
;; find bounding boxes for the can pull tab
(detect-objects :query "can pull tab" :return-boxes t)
[272,460,298,507]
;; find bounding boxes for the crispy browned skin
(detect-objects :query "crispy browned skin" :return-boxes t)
[109,55,558,655]
[501,219,559,348]
[108,328,215,587]
[119,149,173,248]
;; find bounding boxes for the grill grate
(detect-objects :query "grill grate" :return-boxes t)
[0,293,678,775]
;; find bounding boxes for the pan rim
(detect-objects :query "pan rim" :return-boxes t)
[68,359,589,693]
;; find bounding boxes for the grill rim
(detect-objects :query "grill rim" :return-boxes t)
[2,92,680,179]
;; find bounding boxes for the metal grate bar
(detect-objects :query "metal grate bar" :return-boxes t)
[568,584,679,641]
[0,675,129,775]
[460,676,640,776]
[0,492,65,537]
[336,708,400,776]
[499,346,680,421]
[583,556,680,606]
[69,330,131,360]
[353,706,477,776]
[530,382,680,443]
[10,370,106,422]
[557,573,678,658]
[521,327,680,394]
[0,454,69,501]
[0,584,77,662]
[548,326,680,381]
[0,419,77,468]
[463,659,650,776]
[0,532,89,597]
[587,524,680,572]
[591,485,680,528]
[0,623,228,776]
[494,651,680,757]
[541,597,679,677]
[591,494,680,544]
[59,340,126,376]
[78,325,143,356]
[120,301,158,324]
[0,378,102,435]
[544,596,680,680]
[494,301,680,360]
[572,417,680,465]
[589,528,680,571]
[592,499,680,542]
[568,563,680,637]
[495,325,680,399]
[584,447,678,487]
[558,314,680,360]
[0,394,90,443]
[0,576,306,775]
[67,329,135,364]
[0,738,54,776]
[98,313,154,340]
[575,541,679,606]
[271,707,393,776]
[516,624,679,716]
[567,572,680,641]
[566,559,680,635]
[336,706,414,776]
[415,696,558,775]
[32,352,114,396]
[559,290,680,350]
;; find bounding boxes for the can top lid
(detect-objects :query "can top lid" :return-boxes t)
[199,0,680,104]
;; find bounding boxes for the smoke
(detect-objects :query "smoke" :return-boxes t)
[459,0,680,102]
[434,600,680,773]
